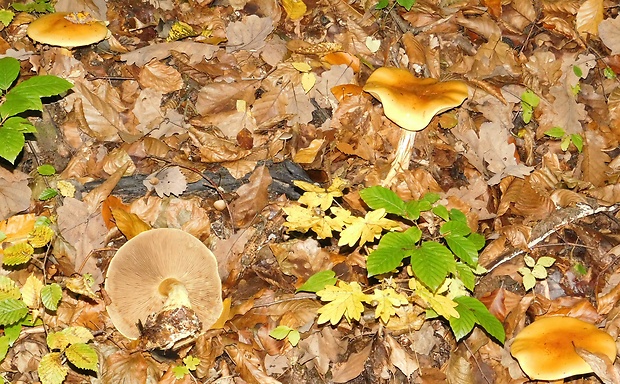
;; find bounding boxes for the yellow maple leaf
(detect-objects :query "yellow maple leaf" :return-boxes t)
[369,288,409,323]
[317,281,371,325]
[409,278,459,319]
[283,204,339,239]
[295,178,348,210]
[338,208,401,247]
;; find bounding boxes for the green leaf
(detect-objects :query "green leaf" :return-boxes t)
[41,283,62,311]
[3,116,36,133]
[0,127,24,164]
[359,186,406,216]
[9,75,72,100]
[432,205,449,221]
[0,336,9,363]
[172,365,190,379]
[537,256,555,268]
[452,296,505,343]
[65,343,98,371]
[440,220,470,237]
[448,300,476,340]
[467,232,486,250]
[570,134,583,152]
[531,264,547,279]
[520,89,540,124]
[38,352,69,384]
[544,127,565,138]
[455,263,475,291]
[0,57,19,91]
[39,188,58,201]
[0,231,5,242]
[48,326,93,350]
[0,299,28,326]
[37,164,56,176]
[0,91,43,118]
[572,65,583,78]
[604,67,617,79]
[367,227,421,276]
[4,322,21,346]
[297,270,337,293]
[270,325,293,340]
[521,271,536,291]
[560,135,571,151]
[409,241,455,292]
[396,0,415,10]
[421,193,440,204]
[522,104,533,124]
[0,10,14,27]
[445,234,478,267]
[375,0,389,9]
[183,355,200,370]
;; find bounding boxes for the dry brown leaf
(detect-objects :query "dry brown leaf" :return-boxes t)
[454,13,502,41]
[587,183,620,204]
[143,166,188,197]
[599,16,620,55]
[331,342,372,383]
[0,168,31,222]
[285,84,315,125]
[138,60,184,93]
[82,161,131,213]
[575,348,620,384]
[575,0,604,37]
[226,343,282,384]
[583,130,611,187]
[479,288,522,322]
[226,15,274,53]
[101,349,161,384]
[229,165,272,227]
[195,80,259,115]
[386,334,419,378]
[298,328,348,376]
[270,238,333,283]
[309,64,355,109]
[294,139,325,164]
[161,197,211,238]
[189,128,252,163]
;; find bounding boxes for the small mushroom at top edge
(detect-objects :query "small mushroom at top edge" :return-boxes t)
[104,228,223,350]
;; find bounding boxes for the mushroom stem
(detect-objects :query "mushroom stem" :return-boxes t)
[382,130,417,187]
[159,278,192,310]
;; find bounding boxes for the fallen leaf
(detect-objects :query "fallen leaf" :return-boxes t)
[143,166,188,197]
[226,15,274,53]
[229,165,272,227]
[0,168,31,222]
[599,16,620,55]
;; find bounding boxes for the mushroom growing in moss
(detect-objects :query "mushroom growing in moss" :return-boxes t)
[27,12,109,48]
[105,228,223,350]
[511,316,617,381]
[363,67,469,186]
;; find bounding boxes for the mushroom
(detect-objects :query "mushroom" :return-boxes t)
[105,228,223,349]
[27,12,109,47]
[510,316,617,381]
[362,67,468,186]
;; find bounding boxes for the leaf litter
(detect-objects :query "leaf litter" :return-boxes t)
[2,0,620,382]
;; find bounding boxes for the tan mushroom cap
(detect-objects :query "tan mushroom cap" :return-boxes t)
[105,228,223,340]
[27,12,108,47]
[362,67,469,131]
[510,316,617,381]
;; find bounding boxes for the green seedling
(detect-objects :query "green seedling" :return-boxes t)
[518,255,556,291]
[544,127,583,152]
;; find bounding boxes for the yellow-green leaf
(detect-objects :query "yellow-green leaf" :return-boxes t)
[38,352,69,384]
[47,326,93,350]
[282,0,307,20]
[41,283,62,311]
[20,273,43,309]
[3,242,33,266]
[317,281,371,325]
[369,288,409,323]
[65,343,98,372]
[28,225,54,248]
[0,276,20,300]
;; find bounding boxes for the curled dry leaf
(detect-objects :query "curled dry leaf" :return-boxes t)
[229,165,272,227]
[138,60,184,93]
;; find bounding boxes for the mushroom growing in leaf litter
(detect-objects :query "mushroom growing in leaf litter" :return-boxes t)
[362,67,468,186]
[27,12,109,48]
[105,228,223,350]
[510,316,617,381]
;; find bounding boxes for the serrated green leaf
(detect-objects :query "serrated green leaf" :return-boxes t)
[65,343,98,371]
[4,322,21,347]
[10,75,72,100]
[570,134,583,152]
[0,336,9,363]
[48,326,93,350]
[449,209,468,223]
[537,256,556,268]
[445,235,478,267]
[0,91,42,118]
[375,0,389,9]
[297,270,337,293]
[0,276,21,300]
[38,188,58,201]
[0,57,19,91]
[452,296,505,343]
[41,283,62,311]
[440,220,471,237]
[359,186,406,216]
[367,228,421,276]
[421,192,440,204]
[0,127,24,164]
[409,241,455,292]
[455,263,476,291]
[544,127,565,138]
[270,325,293,340]
[37,164,56,176]
[38,352,69,384]
[432,205,449,221]
[3,242,33,265]
[172,365,190,379]
[0,299,28,326]
[0,10,14,28]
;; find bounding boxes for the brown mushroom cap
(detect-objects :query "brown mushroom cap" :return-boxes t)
[105,228,223,340]
[362,67,468,132]
[510,316,617,381]
[27,12,108,47]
